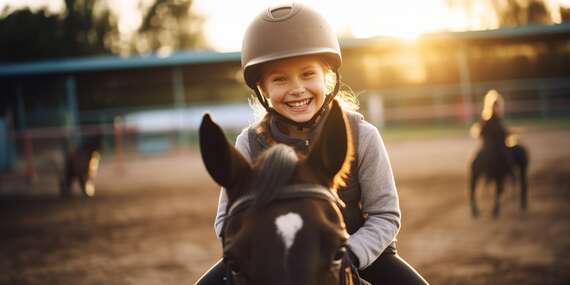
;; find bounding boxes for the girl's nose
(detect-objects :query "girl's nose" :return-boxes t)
[289,79,305,95]
[289,86,304,96]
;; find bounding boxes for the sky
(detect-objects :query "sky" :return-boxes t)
[193,0,470,51]
[1,0,570,52]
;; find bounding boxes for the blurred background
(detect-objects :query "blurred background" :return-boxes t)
[0,0,569,284]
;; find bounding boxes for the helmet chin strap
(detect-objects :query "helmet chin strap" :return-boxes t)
[255,70,341,131]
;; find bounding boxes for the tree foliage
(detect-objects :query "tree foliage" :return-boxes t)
[561,6,570,22]
[0,9,66,62]
[493,0,553,26]
[445,0,560,27]
[134,0,206,54]
[0,0,206,63]
[0,0,117,63]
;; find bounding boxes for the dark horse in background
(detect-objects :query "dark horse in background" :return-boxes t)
[60,132,103,198]
[199,101,363,285]
[469,114,529,218]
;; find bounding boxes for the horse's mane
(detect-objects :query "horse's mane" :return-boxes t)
[252,144,298,208]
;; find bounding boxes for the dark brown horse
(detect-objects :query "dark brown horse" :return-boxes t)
[199,101,361,285]
[469,116,529,218]
[60,133,103,198]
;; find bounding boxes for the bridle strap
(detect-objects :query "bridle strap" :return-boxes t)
[226,184,340,218]
[221,184,361,285]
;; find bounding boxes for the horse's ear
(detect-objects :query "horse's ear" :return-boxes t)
[306,100,353,188]
[199,114,251,199]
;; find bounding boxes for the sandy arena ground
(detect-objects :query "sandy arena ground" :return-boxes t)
[0,126,569,284]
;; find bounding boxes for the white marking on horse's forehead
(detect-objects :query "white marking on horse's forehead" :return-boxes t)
[275,213,304,252]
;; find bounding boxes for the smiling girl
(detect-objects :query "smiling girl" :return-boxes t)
[195,3,427,284]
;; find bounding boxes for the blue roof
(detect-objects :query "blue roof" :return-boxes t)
[0,50,241,76]
[340,22,570,47]
[2,23,570,77]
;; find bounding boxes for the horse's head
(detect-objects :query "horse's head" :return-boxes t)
[80,130,104,153]
[199,101,354,285]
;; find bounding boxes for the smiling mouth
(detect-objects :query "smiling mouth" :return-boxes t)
[285,98,312,108]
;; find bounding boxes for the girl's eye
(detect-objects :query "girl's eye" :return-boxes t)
[272,76,286,83]
[303,71,316,77]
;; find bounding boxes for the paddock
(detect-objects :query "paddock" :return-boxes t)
[0,122,568,284]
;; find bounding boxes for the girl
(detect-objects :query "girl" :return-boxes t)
[470,89,508,145]
[196,3,427,284]
[469,90,529,216]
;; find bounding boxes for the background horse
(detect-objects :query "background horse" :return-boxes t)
[60,132,103,198]
[199,101,360,285]
[469,138,529,218]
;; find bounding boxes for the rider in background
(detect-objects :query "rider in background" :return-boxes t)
[470,89,529,212]
[470,89,519,149]
[195,3,427,284]
[470,89,521,173]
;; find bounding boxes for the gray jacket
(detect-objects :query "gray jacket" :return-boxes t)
[214,115,401,269]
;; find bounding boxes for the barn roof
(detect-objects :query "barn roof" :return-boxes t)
[1,22,569,77]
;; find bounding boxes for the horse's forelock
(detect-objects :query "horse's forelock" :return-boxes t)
[253,144,298,207]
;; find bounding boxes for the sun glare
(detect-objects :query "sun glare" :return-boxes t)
[339,1,451,40]
[2,0,568,51]
[194,0,480,51]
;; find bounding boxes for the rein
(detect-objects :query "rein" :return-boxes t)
[221,184,360,285]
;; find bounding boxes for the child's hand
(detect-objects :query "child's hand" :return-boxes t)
[469,122,481,138]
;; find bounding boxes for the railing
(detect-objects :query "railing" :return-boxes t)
[2,76,569,186]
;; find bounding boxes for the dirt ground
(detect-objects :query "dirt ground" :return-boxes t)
[0,125,569,285]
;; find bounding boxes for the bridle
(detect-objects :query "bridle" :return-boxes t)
[221,184,360,285]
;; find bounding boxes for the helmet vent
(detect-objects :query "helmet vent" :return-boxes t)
[265,4,300,21]
[270,7,292,18]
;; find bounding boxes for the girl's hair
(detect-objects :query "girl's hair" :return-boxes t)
[249,62,359,123]
[481,89,504,121]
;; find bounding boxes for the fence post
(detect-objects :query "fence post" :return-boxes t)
[23,132,35,183]
[114,117,125,174]
[172,67,186,149]
[65,76,80,145]
[457,47,473,125]
[367,92,385,129]
[538,85,549,120]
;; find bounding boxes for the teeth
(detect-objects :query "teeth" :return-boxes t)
[287,98,311,107]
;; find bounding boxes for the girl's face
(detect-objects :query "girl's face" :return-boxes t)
[493,101,504,118]
[259,55,327,123]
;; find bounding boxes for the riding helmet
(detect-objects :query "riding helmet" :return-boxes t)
[241,3,341,90]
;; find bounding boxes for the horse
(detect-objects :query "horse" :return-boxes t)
[60,132,103,198]
[469,131,529,218]
[199,101,362,285]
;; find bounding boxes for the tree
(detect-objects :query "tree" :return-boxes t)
[134,0,206,54]
[561,6,570,22]
[444,0,559,28]
[0,0,206,63]
[493,0,553,26]
[0,9,65,62]
[0,0,117,62]
[61,0,118,57]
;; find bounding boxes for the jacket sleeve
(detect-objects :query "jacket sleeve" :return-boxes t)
[346,120,401,269]
[214,128,252,238]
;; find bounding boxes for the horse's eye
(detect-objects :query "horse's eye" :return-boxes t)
[332,247,346,265]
